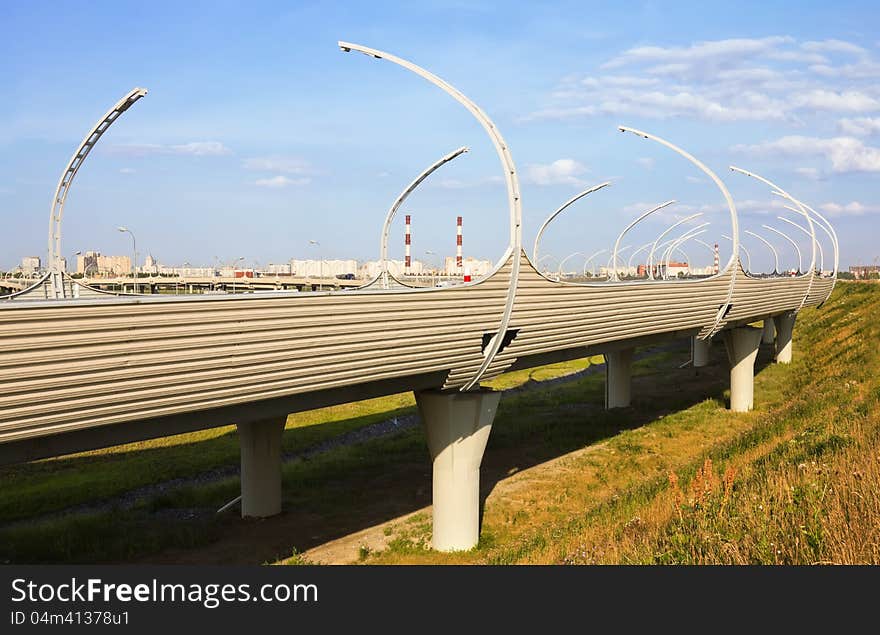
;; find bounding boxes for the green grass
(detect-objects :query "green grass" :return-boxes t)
[0,356,602,526]
[3,283,876,565]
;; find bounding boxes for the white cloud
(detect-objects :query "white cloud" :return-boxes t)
[792,89,879,112]
[685,176,704,184]
[107,141,232,157]
[603,36,792,71]
[253,175,310,188]
[242,156,312,175]
[526,36,880,124]
[809,60,880,79]
[527,90,788,123]
[169,141,231,156]
[767,50,828,64]
[734,135,880,173]
[795,166,824,181]
[838,117,880,136]
[525,159,589,186]
[580,75,660,88]
[119,167,136,174]
[636,157,655,170]
[819,200,880,216]
[802,39,867,56]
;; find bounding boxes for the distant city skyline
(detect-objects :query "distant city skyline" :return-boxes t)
[2,1,879,272]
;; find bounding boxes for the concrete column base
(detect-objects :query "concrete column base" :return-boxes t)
[773,312,796,364]
[605,348,633,408]
[692,336,711,368]
[237,417,287,518]
[722,327,763,412]
[415,389,500,552]
[762,319,776,344]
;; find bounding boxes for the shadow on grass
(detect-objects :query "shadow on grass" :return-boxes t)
[1,338,782,564]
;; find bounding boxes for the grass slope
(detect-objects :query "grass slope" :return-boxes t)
[1,283,876,565]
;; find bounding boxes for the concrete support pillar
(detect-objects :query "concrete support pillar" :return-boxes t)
[604,348,633,408]
[773,312,796,364]
[237,417,287,518]
[415,389,500,552]
[762,318,776,344]
[692,336,711,368]
[722,327,763,412]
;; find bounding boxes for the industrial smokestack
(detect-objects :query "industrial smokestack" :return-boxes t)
[405,214,411,275]
[456,216,463,273]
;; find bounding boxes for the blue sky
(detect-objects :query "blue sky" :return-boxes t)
[1,0,878,272]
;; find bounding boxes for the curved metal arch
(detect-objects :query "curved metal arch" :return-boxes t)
[557,251,586,279]
[661,227,709,280]
[664,246,694,279]
[692,238,717,257]
[610,200,676,281]
[536,254,559,272]
[762,224,802,274]
[779,211,827,273]
[721,233,751,272]
[0,271,52,301]
[532,181,611,263]
[48,87,148,298]
[729,167,816,310]
[744,230,780,275]
[775,193,839,278]
[647,213,704,280]
[582,248,608,277]
[378,146,469,289]
[340,41,521,391]
[606,244,632,278]
[620,127,738,333]
[627,241,654,275]
[692,238,715,254]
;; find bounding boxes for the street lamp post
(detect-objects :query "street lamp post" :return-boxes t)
[744,230,780,276]
[646,213,703,280]
[117,226,137,294]
[662,228,708,279]
[609,200,676,281]
[67,250,82,276]
[308,240,322,291]
[654,222,710,279]
[537,254,558,276]
[232,256,244,294]
[627,242,654,277]
[557,251,585,281]
[721,234,752,272]
[775,196,839,278]
[425,250,438,286]
[582,248,608,277]
[778,215,824,273]
[532,182,612,264]
[762,224,802,274]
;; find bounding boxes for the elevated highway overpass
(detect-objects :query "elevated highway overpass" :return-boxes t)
[0,41,838,552]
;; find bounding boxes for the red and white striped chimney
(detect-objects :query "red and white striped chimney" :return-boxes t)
[405,214,411,275]
[713,243,719,275]
[456,216,463,273]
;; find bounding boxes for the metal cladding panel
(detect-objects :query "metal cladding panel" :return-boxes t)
[0,258,513,443]
[805,276,835,307]
[727,263,809,320]
[500,255,733,359]
[0,249,836,449]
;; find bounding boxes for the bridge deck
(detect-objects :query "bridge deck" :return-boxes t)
[0,253,832,462]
